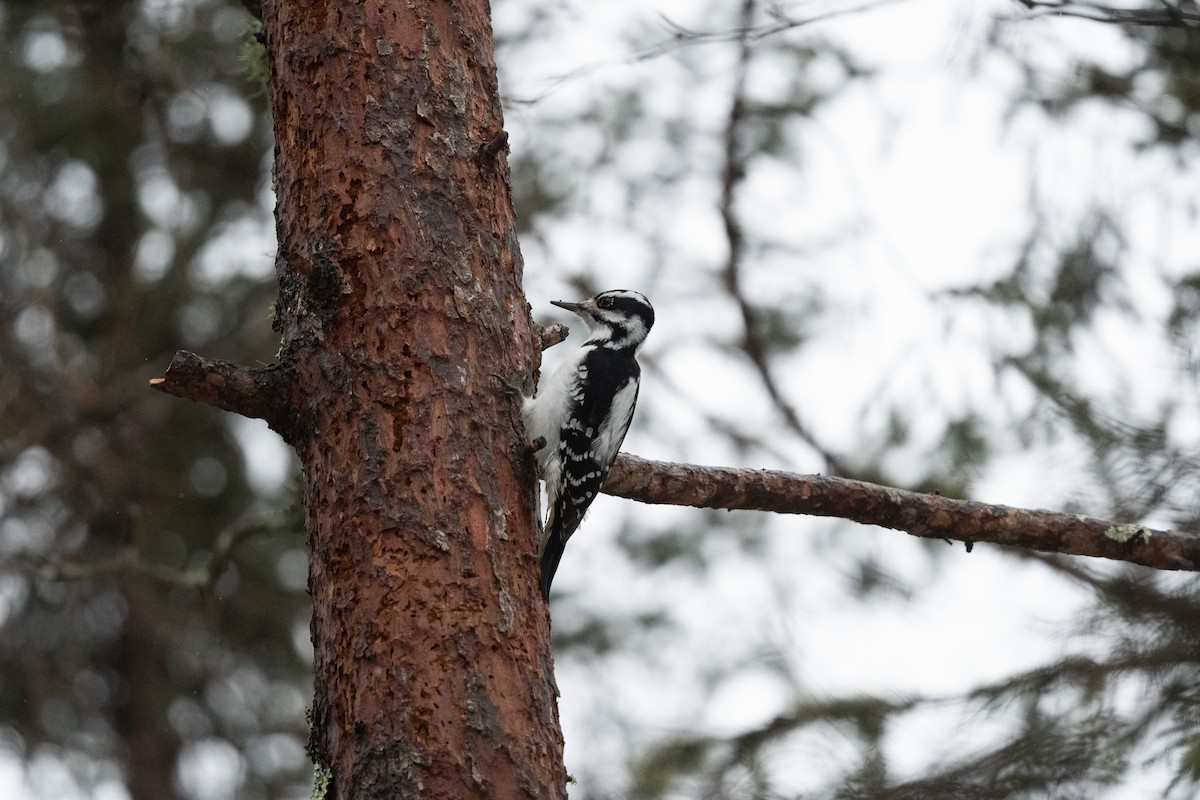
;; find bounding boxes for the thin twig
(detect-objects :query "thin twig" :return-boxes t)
[637,0,905,61]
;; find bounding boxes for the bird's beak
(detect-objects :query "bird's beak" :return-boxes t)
[550,298,594,318]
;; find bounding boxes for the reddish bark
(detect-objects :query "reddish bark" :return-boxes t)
[253,0,562,796]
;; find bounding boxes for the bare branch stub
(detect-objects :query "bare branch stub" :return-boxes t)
[149,350,295,438]
[537,322,570,350]
[604,454,1200,572]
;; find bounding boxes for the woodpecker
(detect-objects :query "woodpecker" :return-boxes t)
[522,290,654,600]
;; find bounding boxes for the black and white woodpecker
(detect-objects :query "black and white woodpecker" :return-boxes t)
[522,290,655,600]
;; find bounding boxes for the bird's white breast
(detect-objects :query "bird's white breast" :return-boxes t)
[522,343,593,493]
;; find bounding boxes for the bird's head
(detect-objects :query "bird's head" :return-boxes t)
[551,289,655,351]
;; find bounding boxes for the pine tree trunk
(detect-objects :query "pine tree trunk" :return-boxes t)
[259,1,565,796]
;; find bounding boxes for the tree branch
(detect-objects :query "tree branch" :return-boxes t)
[20,516,282,590]
[604,454,1200,572]
[1012,0,1200,28]
[637,0,903,60]
[716,1,850,477]
[149,350,294,436]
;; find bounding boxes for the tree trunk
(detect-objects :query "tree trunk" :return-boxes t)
[113,574,179,800]
[259,1,565,797]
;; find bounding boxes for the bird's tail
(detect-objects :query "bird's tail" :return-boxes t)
[538,526,565,601]
[537,502,580,601]
[540,494,590,599]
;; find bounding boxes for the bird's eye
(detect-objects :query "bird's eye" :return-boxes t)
[597,296,613,309]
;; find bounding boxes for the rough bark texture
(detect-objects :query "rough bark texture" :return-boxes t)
[605,455,1200,571]
[255,1,562,797]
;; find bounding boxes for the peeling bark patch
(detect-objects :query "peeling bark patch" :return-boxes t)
[358,416,387,512]
[417,528,451,553]
[466,675,500,733]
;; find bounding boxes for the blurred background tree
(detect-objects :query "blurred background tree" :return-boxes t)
[2,0,1199,798]
[0,2,307,798]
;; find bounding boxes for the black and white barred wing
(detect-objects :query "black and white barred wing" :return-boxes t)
[538,349,640,597]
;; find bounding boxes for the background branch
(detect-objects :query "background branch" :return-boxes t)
[604,454,1200,571]
[1012,0,1200,28]
[19,516,282,590]
[638,0,902,60]
[717,1,850,476]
